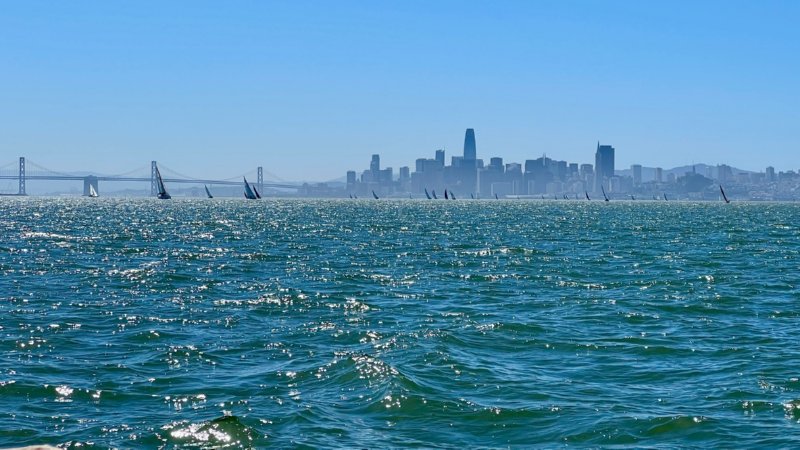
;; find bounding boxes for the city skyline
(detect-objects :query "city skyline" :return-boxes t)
[340,127,799,201]
[1,1,799,179]
[2,128,796,198]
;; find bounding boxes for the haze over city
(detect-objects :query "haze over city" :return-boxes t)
[1,1,798,181]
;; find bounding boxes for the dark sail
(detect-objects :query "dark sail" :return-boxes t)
[156,166,171,199]
[720,185,731,204]
[243,177,257,199]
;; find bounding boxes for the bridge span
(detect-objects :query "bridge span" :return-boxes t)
[0,157,299,196]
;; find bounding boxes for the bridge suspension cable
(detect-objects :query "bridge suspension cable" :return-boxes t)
[104,164,151,178]
[0,160,17,171]
[158,164,283,183]
[25,160,82,178]
[158,164,217,181]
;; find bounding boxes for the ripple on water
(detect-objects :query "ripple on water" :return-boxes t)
[2,199,800,447]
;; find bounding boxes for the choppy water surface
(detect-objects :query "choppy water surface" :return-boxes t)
[2,198,800,448]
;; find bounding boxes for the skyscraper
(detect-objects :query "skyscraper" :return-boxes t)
[632,164,642,186]
[594,142,615,192]
[435,149,445,167]
[370,154,380,173]
[463,129,476,161]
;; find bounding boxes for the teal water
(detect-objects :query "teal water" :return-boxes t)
[1,198,800,448]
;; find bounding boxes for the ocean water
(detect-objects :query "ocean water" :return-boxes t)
[1,198,800,448]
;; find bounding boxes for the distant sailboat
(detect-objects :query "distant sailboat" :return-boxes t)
[450,191,456,200]
[495,193,499,200]
[243,177,258,199]
[720,185,731,204]
[601,186,610,202]
[663,193,668,201]
[585,191,591,201]
[563,194,569,199]
[349,193,353,199]
[432,190,438,199]
[444,189,449,200]
[653,194,658,200]
[86,184,98,198]
[204,185,213,199]
[470,193,474,199]
[155,166,171,199]
[630,195,635,200]
[372,190,379,199]
[424,188,432,199]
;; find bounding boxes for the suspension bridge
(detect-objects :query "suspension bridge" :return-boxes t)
[0,157,300,196]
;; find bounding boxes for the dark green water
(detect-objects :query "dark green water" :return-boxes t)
[2,198,800,448]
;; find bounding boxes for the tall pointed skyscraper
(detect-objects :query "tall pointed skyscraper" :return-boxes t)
[463,128,476,161]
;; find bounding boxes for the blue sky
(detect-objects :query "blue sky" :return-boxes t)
[1,0,798,181]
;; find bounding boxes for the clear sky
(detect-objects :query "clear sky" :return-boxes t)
[1,0,798,181]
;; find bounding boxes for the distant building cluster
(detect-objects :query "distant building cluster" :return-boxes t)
[340,128,800,201]
[346,129,620,198]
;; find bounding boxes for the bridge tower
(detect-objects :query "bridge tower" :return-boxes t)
[257,166,264,194]
[83,176,99,196]
[151,161,158,197]
[18,157,26,195]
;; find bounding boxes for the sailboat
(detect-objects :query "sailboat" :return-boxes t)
[243,177,258,199]
[444,189,449,200]
[630,195,635,200]
[432,190,438,199]
[155,166,171,199]
[663,193,668,201]
[585,191,591,201]
[450,191,456,200]
[495,193,499,200]
[424,188,432,199]
[470,193,474,199]
[601,186,610,202]
[204,185,213,199]
[719,185,731,204]
[372,190,379,199]
[86,184,98,198]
